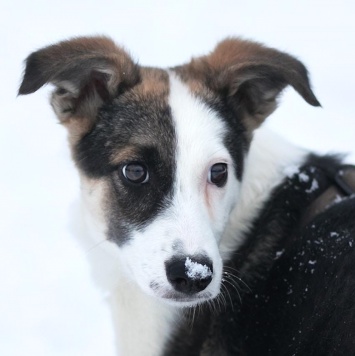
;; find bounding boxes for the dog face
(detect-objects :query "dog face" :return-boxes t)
[19,37,319,306]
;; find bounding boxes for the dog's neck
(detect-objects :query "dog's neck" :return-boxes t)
[220,126,307,260]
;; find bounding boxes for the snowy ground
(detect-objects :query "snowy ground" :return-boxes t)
[1,1,355,355]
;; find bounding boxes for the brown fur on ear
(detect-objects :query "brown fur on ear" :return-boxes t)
[176,37,320,130]
[19,36,140,136]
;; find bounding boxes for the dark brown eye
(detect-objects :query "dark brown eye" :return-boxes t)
[122,162,149,184]
[208,163,228,187]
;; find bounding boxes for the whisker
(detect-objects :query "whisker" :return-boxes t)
[216,292,226,311]
[223,268,252,293]
[85,238,108,255]
[206,299,213,315]
[221,288,229,310]
[213,295,221,312]
[211,297,219,315]
[222,277,242,305]
[220,283,233,311]
[189,306,196,331]
[190,307,196,332]
[223,265,244,275]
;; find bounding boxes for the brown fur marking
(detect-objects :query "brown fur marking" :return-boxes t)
[173,37,320,136]
[110,146,141,166]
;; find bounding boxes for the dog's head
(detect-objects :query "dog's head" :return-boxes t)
[19,37,319,306]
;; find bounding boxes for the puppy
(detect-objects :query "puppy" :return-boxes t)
[19,37,355,355]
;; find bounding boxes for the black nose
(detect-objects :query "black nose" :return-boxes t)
[165,256,213,294]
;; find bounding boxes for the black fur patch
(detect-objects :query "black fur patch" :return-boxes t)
[75,92,176,245]
[236,197,355,355]
[202,94,250,180]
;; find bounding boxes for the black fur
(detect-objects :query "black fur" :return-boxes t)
[76,93,177,245]
[202,94,250,181]
[164,155,355,355]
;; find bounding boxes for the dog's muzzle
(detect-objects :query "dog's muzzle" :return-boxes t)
[165,256,213,294]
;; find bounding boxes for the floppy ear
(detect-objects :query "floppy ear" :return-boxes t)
[182,38,320,131]
[19,36,140,136]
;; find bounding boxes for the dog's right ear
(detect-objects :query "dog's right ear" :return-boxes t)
[177,38,320,133]
[19,36,140,136]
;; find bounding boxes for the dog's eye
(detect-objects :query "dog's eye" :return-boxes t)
[122,162,149,184]
[208,163,228,187]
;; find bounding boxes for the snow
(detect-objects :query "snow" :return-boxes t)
[305,179,319,193]
[298,172,310,183]
[2,1,355,355]
[185,258,213,280]
[284,165,299,178]
[275,249,285,260]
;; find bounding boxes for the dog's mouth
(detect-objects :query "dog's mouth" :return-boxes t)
[149,282,218,307]
[160,290,215,307]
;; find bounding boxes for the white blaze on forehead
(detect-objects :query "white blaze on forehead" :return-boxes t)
[166,73,238,256]
[168,73,229,187]
[185,258,213,280]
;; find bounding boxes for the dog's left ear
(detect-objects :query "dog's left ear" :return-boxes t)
[19,36,140,138]
[180,38,320,131]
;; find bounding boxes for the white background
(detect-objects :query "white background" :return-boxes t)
[1,1,355,355]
